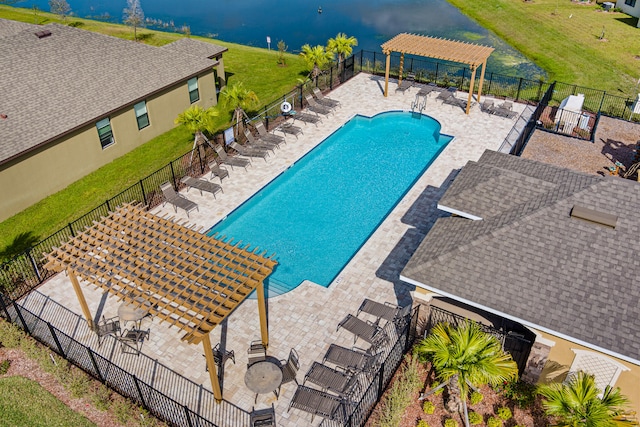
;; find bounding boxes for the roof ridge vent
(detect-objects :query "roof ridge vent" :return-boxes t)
[35,30,52,39]
[570,205,617,229]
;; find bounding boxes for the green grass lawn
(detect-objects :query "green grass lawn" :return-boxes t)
[447,0,640,95]
[0,6,309,254]
[0,376,96,427]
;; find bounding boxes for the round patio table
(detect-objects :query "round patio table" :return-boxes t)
[244,360,283,395]
[118,300,149,329]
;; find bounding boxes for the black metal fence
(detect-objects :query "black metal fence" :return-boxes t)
[319,306,420,427]
[0,292,249,427]
[424,305,533,375]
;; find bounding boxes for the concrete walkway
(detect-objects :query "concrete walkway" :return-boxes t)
[27,73,521,426]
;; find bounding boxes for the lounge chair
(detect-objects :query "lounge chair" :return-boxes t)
[323,344,377,373]
[229,141,269,161]
[276,122,303,139]
[357,299,399,324]
[304,94,333,115]
[290,111,322,126]
[214,144,251,171]
[180,175,223,198]
[418,82,439,96]
[255,122,286,145]
[337,314,387,345]
[395,73,415,94]
[160,182,199,216]
[312,87,341,108]
[288,385,349,423]
[303,362,359,396]
[481,99,495,114]
[243,129,277,153]
[208,161,229,181]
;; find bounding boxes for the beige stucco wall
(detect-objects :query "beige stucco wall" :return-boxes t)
[534,329,640,414]
[0,70,216,222]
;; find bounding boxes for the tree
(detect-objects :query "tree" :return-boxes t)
[414,321,518,427]
[49,0,71,20]
[538,372,633,427]
[123,0,145,42]
[218,82,259,138]
[277,40,288,66]
[174,105,219,146]
[327,33,358,65]
[299,44,334,79]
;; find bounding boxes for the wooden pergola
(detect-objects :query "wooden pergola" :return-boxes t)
[381,33,495,114]
[43,203,277,402]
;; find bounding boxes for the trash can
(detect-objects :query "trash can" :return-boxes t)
[602,2,614,11]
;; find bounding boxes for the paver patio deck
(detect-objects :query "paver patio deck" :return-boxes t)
[24,73,520,426]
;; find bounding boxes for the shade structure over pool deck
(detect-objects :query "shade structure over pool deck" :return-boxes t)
[381,33,494,114]
[43,203,277,401]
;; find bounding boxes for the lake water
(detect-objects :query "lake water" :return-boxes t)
[22,0,544,78]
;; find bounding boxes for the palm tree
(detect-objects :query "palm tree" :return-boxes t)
[174,105,219,147]
[218,82,259,138]
[539,371,633,427]
[414,321,518,427]
[327,33,358,65]
[299,44,334,79]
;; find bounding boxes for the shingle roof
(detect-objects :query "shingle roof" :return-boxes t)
[402,150,640,363]
[0,23,218,164]
[162,37,227,60]
[0,18,39,37]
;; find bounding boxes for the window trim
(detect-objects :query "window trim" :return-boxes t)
[134,100,150,130]
[624,0,635,6]
[188,77,199,103]
[96,117,114,149]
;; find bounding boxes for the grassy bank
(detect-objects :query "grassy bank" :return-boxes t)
[0,6,308,252]
[447,0,640,95]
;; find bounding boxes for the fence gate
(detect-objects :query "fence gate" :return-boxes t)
[424,305,533,375]
[342,55,355,82]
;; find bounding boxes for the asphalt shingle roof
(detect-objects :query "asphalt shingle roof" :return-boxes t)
[162,38,227,60]
[0,22,219,164]
[0,18,39,37]
[402,150,640,363]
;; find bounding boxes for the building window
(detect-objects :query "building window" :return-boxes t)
[625,0,635,6]
[567,350,629,396]
[188,77,199,103]
[134,101,149,130]
[96,118,114,149]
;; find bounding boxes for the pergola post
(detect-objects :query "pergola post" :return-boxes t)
[466,65,478,115]
[383,53,391,97]
[202,333,223,402]
[398,53,405,86]
[256,280,269,348]
[67,267,94,330]
[477,60,488,105]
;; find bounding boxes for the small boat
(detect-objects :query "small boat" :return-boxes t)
[318,6,322,13]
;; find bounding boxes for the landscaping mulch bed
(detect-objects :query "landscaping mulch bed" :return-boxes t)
[366,357,549,427]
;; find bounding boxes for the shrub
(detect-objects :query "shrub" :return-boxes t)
[113,399,134,425]
[470,391,484,405]
[423,400,435,414]
[0,321,25,348]
[487,416,502,427]
[377,356,422,427]
[494,380,537,409]
[445,419,459,427]
[468,411,483,425]
[0,359,11,375]
[417,420,430,427]
[67,369,91,398]
[497,407,512,421]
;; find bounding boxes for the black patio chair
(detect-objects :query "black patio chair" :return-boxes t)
[280,348,300,386]
[118,328,149,355]
[95,315,120,346]
[250,404,276,426]
[288,385,350,423]
[248,339,267,366]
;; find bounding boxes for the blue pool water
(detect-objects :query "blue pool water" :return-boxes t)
[208,111,452,295]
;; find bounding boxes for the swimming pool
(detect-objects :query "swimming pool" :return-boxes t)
[207,111,452,295]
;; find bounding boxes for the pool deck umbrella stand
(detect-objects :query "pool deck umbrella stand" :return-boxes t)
[381,33,494,115]
[43,203,277,402]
